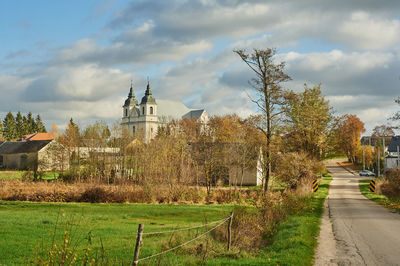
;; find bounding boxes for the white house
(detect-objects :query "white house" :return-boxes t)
[386,136,400,169]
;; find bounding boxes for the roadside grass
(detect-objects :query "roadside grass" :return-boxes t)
[359,179,400,213]
[207,174,333,265]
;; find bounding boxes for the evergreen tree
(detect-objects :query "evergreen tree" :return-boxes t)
[26,112,36,133]
[35,114,47,133]
[22,115,29,135]
[0,119,3,140]
[2,112,16,140]
[15,111,24,138]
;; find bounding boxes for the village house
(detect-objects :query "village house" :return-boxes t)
[386,136,400,169]
[0,137,68,171]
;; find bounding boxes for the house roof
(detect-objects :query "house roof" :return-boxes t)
[22,133,54,141]
[0,140,52,154]
[388,136,400,152]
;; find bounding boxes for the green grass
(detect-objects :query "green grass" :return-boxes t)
[207,175,333,265]
[0,170,59,180]
[0,176,332,265]
[0,170,25,179]
[0,201,232,264]
[359,179,400,213]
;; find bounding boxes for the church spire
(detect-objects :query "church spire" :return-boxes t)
[123,81,138,107]
[140,79,156,104]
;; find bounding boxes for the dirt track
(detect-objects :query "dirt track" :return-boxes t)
[315,160,400,266]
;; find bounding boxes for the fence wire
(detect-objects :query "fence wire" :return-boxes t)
[134,214,232,263]
[142,215,230,236]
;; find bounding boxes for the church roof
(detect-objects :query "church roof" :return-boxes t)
[157,100,191,121]
[123,83,138,107]
[183,109,205,120]
[140,82,156,105]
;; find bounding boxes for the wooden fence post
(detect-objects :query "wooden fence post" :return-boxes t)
[132,224,144,266]
[227,212,233,251]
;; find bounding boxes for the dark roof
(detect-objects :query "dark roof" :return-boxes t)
[123,84,138,107]
[388,136,400,152]
[182,109,205,119]
[140,82,156,105]
[361,136,392,147]
[0,140,52,154]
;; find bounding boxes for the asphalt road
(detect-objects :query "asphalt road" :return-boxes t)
[315,160,400,266]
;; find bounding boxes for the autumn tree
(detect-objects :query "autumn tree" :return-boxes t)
[283,84,333,159]
[372,124,395,137]
[235,48,291,192]
[336,114,365,162]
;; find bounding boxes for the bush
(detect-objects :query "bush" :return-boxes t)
[275,152,322,190]
[381,169,400,200]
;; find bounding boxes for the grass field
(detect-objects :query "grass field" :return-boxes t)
[0,176,332,265]
[0,170,25,179]
[359,179,400,213]
[0,170,59,180]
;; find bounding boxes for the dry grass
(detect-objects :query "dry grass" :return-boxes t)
[0,179,263,204]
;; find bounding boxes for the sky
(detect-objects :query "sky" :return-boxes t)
[1,0,400,134]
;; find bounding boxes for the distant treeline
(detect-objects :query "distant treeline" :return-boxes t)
[0,111,47,141]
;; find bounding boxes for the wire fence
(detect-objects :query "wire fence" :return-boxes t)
[132,212,233,265]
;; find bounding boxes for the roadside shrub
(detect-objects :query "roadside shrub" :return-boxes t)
[381,169,400,200]
[275,152,316,190]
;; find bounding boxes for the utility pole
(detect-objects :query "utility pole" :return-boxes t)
[363,147,365,170]
[382,137,386,172]
[397,146,400,169]
[377,148,380,177]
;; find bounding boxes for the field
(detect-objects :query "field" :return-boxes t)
[0,175,332,265]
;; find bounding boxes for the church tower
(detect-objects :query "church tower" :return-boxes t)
[139,81,158,141]
[122,81,138,118]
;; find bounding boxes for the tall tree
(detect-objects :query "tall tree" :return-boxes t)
[2,112,16,140]
[336,114,365,163]
[50,123,60,139]
[35,114,47,133]
[15,112,24,138]
[372,125,395,137]
[234,48,291,192]
[22,115,29,135]
[283,84,333,159]
[26,112,36,133]
[0,118,3,140]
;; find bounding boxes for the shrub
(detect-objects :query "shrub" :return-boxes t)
[275,152,318,190]
[381,169,400,200]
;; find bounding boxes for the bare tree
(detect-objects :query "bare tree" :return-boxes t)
[234,48,291,192]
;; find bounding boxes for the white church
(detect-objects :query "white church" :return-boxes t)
[121,82,208,142]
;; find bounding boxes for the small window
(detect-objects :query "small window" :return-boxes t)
[133,126,136,134]
[125,109,128,117]
[0,155,3,167]
[150,106,153,115]
[142,107,145,115]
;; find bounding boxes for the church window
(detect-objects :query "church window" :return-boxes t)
[133,126,136,134]
[150,106,153,114]
[125,109,128,117]
[142,107,145,115]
